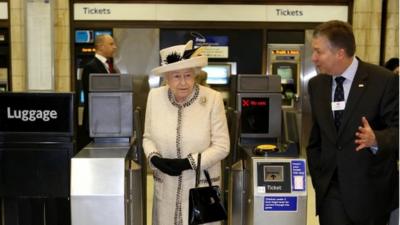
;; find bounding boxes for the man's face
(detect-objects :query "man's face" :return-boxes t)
[311,35,341,75]
[99,36,117,58]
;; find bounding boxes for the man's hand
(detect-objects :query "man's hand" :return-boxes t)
[355,117,377,151]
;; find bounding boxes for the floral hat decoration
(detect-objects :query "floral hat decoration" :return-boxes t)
[151,40,208,75]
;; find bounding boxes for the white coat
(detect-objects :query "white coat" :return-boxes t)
[143,84,230,225]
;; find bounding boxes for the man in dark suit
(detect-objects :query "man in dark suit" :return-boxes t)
[79,34,117,149]
[307,20,399,225]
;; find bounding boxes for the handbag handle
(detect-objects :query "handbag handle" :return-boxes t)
[195,154,213,188]
[195,153,201,188]
[203,170,213,187]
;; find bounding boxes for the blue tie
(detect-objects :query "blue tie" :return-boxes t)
[334,76,345,130]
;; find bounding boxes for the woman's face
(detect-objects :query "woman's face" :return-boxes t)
[166,68,196,102]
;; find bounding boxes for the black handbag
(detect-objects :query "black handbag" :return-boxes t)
[188,154,227,225]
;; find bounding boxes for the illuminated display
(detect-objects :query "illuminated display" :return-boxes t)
[94,30,112,37]
[80,47,96,53]
[277,66,293,82]
[272,62,297,87]
[75,30,94,43]
[241,97,269,134]
[75,30,112,44]
[272,49,300,55]
[202,64,230,85]
[242,99,267,107]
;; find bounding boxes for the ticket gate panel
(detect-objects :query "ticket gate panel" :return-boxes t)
[251,158,307,225]
[230,149,307,225]
[70,145,142,225]
[229,160,245,225]
[251,196,307,225]
[71,196,125,225]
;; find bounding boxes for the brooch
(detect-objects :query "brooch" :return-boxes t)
[200,96,207,105]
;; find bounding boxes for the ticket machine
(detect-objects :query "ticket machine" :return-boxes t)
[266,44,304,108]
[266,44,306,157]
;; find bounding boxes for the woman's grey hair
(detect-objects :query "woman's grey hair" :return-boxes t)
[193,67,202,76]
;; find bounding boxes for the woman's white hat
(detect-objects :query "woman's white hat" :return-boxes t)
[151,40,208,75]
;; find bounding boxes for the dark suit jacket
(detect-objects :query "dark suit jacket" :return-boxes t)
[307,59,399,222]
[81,57,108,130]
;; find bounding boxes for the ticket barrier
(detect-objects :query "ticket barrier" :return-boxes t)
[230,147,307,225]
[229,74,307,225]
[70,74,144,225]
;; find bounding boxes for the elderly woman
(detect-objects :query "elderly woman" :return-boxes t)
[143,40,230,225]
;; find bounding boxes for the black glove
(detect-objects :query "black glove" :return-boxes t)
[150,156,181,176]
[163,158,192,174]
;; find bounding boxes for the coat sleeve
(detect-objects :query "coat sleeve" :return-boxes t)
[374,74,399,159]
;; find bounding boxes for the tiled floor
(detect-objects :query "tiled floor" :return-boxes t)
[146,175,319,225]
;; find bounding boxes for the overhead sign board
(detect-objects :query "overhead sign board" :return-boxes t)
[74,3,348,22]
[266,5,348,22]
[195,36,229,58]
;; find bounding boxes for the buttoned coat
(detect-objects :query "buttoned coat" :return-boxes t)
[143,85,230,225]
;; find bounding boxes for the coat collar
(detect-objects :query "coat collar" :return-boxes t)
[168,84,200,108]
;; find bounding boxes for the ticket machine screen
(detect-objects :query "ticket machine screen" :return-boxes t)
[264,165,284,182]
[257,162,291,193]
[237,92,281,139]
[277,66,293,83]
[241,97,269,134]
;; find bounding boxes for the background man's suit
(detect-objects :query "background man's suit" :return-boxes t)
[307,59,399,223]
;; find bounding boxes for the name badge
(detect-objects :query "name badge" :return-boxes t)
[331,101,345,111]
